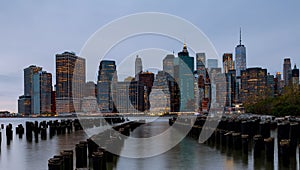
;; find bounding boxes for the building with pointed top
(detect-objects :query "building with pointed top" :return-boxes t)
[235,28,246,77]
[292,64,299,88]
[175,43,195,112]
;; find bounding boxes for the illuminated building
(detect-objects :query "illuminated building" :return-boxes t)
[235,28,246,77]
[223,53,235,74]
[240,67,267,103]
[32,71,52,114]
[24,65,42,96]
[18,95,31,115]
[97,60,117,112]
[56,52,86,113]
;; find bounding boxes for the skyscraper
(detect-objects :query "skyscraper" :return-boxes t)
[24,65,42,96]
[235,28,246,77]
[163,54,175,77]
[138,71,155,111]
[32,71,52,114]
[223,53,235,74]
[56,52,86,114]
[135,55,142,80]
[175,43,195,112]
[283,58,291,86]
[240,67,267,103]
[225,70,236,107]
[292,64,299,88]
[97,60,117,112]
[196,53,206,76]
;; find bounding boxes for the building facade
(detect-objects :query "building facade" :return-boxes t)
[235,29,246,77]
[223,53,235,74]
[32,71,52,114]
[24,65,42,96]
[240,67,268,103]
[135,55,142,80]
[56,52,86,114]
[97,60,117,113]
[283,58,291,86]
[175,44,195,112]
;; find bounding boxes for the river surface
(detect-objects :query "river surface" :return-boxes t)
[0,117,299,170]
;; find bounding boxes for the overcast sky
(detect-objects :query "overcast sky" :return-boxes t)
[1,1,299,112]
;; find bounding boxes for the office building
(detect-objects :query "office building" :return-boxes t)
[97,60,117,112]
[283,58,291,86]
[223,53,235,74]
[240,67,267,103]
[18,95,31,115]
[138,71,155,111]
[175,43,195,111]
[292,64,299,89]
[32,71,52,114]
[235,28,246,77]
[56,52,86,113]
[163,54,175,77]
[24,65,42,96]
[135,55,142,80]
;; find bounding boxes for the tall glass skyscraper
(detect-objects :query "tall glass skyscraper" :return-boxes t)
[235,28,246,77]
[175,43,195,112]
[97,60,117,112]
[32,71,52,114]
[24,65,42,96]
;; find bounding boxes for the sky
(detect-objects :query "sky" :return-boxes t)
[0,0,300,112]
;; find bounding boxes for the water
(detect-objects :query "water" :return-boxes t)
[0,117,299,169]
[0,118,88,170]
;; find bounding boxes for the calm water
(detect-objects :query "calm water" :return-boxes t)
[0,118,299,170]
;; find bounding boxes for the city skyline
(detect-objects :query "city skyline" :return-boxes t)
[4,41,300,113]
[1,1,300,112]
[15,42,299,115]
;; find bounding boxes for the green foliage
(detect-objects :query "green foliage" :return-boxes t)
[244,85,300,116]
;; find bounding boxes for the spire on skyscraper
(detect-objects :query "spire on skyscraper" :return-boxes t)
[239,27,242,45]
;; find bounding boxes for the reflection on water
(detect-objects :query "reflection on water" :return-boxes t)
[0,118,88,170]
[0,118,299,169]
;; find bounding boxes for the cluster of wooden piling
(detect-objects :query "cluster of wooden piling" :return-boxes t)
[170,115,300,169]
[48,120,145,170]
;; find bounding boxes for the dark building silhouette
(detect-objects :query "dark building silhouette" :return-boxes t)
[97,60,117,113]
[283,58,291,86]
[138,71,154,111]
